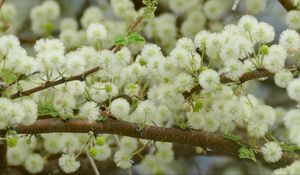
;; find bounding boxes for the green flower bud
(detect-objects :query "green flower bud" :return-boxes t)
[96,136,106,146]
[261,45,269,55]
[7,137,17,147]
[89,147,98,157]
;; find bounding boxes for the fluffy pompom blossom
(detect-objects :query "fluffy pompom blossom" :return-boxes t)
[110,98,130,119]
[114,149,133,169]
[86,23,107,43]
[58,154,81,173]
[287,79,300,102]
[261,142,282,163]
[24,154,45,174]
[279,29,300,55]
[198,69,220,90]
[78,102,100,121]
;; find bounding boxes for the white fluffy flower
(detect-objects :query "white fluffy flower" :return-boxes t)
[274,70,293,88]
[284,109,300,129]
[94,144,112,161]
[279,29,300,55]
[89,82,118,103]
[261,142,282,163]
[0,34,20,56]
[80,7,103,29]
[176,37,195,52]
[202,112,220,132]
[287,79,300,102]
[220,43,240,61]
[263,55,285,73]
[194,30,210,50]
[251,105,276,126]
[247,122,268,138]
[255,22,275,43]
[43,134,64,154]
[198,69,220,90]
[224,60,246,80]
[124,83,140,97]
[79,102,100,121]
[86,23,107,42]
[174,73,194,92]
[188,112,203,130]
[34,39,65,55]
[114,149,133,169]
[42,0,60,20]
[7,146,28,166]
[60,17,78,31]
[237,15,258,37]
[20,99,38,125]
[111,98,130,119]
[245,0,267,14]
[286,10,300,30]
[61,134,80,153]
[58,154,81,173]
[120,137,138,152]
[24,154,45,174]
[141,44,163,59]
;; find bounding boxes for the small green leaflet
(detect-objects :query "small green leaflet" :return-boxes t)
[0,68,18,84]
[238,146,256,162]
[193,100,204,112]
[127,33,145,43]
[113,33,145,46]
[280,142,299,152]
[114,36,128,46]
[224,133,242,144]
[38,101,58,117]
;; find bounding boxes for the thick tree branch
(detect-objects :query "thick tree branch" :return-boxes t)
[8,118,296,169]
[278,0,296,11]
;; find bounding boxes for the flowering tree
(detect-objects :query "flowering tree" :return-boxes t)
[1,0,300,174]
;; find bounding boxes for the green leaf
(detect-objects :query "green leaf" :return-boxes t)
[0,68,18,84]
[238,147,256,162]
[280,142,299,152]
[248,137,257,147]
[113,36,128,46]
[224,133,241,144]
[127,33,145,44]
[38,101,58,117]
[193,100,204,112]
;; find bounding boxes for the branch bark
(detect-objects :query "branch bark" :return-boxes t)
[278,0,296,11]
[183,68,274,98]
[0,0,5,9]
[9,118,297,169]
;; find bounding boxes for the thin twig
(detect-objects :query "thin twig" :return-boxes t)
[0,0,5,9]
[10,16,145,100]
[86,150,100,175]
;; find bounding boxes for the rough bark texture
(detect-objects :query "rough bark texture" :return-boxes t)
[279,0,296,11]
[10,118,297,169]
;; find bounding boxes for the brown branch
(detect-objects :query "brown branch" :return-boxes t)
[278,0,296,11]
[0,131,7,173]
[183,68,273,98]
[9,118,297,169]
[0,0,5,9]
[10,66,100,99]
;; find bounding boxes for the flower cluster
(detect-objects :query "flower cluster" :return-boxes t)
[2,0,300,174]
[30,0,60,35]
